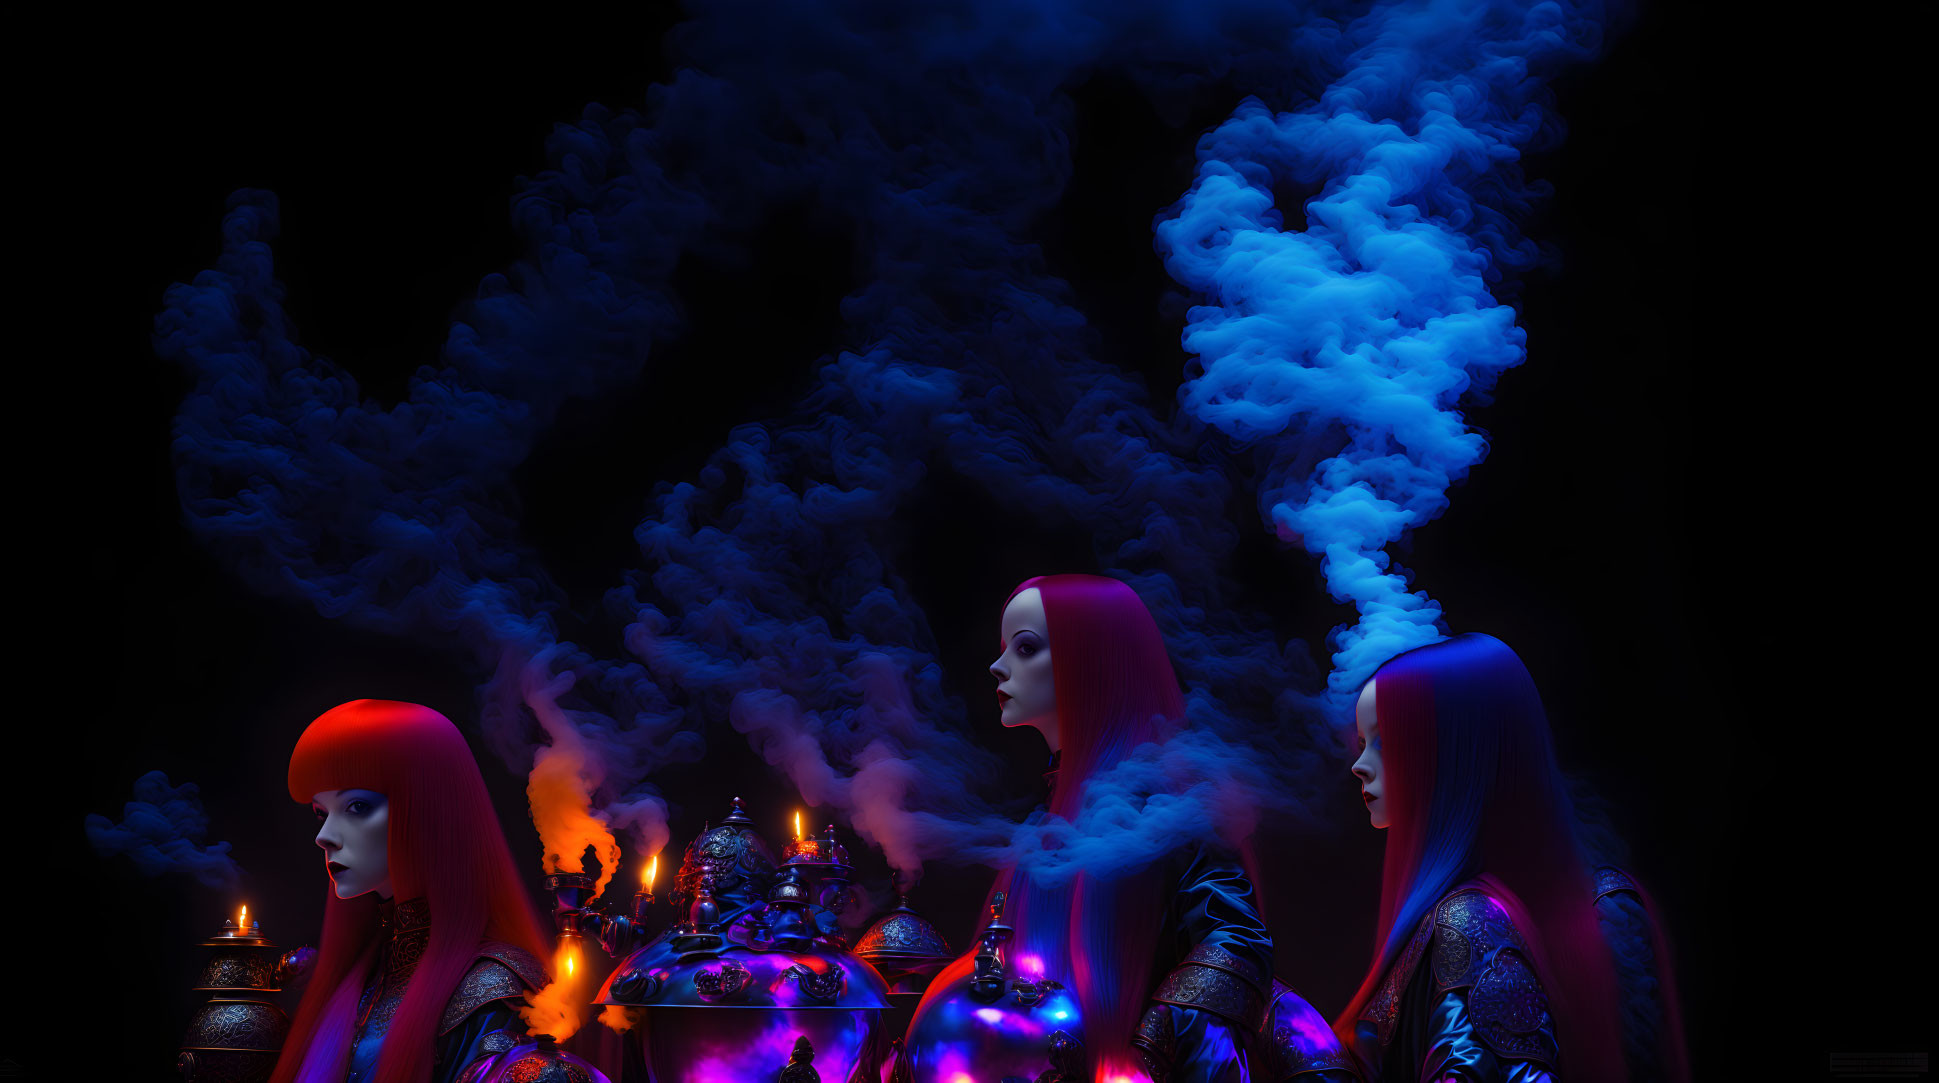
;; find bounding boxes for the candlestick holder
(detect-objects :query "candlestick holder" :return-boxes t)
[544,870,601,942]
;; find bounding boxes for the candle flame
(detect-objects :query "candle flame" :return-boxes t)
[239,904,247,931]
[645,855,658,891]
[794,811,801,840]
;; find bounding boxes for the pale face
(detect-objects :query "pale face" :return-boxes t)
[990,587,1059,752]
[1350,680,1388,829]
[312,789,394,900]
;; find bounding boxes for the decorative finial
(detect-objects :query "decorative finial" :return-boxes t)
[778,1034,821,1083]
[723,796,754,825]
[690,864,722,931]
[968,889,1014,1003]
[767,865,810,906]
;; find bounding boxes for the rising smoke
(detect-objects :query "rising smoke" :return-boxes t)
[1157,0,1602,712]
[155,0,1605,888]
[86,771,244,889]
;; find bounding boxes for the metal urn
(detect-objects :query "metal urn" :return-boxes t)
[853,892,952,1002]
[585,798,897,1083]
[178,907,312,1082]
[887,892,1086,1083]
[468,1033,614,1083]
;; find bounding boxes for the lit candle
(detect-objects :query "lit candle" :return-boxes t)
[793,811,801,841]
[239,904,248,934]
[632,853,659,929]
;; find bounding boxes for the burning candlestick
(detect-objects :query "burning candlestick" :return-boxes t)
[782,814,828,863]
[633,854,658,926]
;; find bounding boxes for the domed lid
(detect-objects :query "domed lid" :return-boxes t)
[475,1034,612,1083]
[854,895,951,964]
[595,941,894,1010]
[673,797,778,912]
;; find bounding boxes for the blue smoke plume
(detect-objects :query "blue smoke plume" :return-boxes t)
[1156,0,1602,712]
[156,0,1604,882]
[86,771,244,889]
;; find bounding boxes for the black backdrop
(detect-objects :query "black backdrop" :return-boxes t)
[19,4,1929,1081]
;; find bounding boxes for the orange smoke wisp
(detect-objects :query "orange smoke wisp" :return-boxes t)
[518,942,588,1043]
[525,725,622,902]
[598,1004,640,1034]
[523,664,623,901]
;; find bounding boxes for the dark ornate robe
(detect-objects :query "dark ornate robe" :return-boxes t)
[1135,848,1358,1082]
[344,898,548,1083]
[1349,886,1560,1083]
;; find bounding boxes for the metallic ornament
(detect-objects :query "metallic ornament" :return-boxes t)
[854,893,952,1000]
[891,892,1088,1083]
[673,796,780,915]
[591,798,894,1083]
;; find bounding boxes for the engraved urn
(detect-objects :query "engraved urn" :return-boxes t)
[178,910,312,1082]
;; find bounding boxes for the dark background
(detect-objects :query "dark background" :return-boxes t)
[18,3,1927,1081]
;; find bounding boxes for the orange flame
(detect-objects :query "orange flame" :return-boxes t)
[238,904,247,931]
[519,942,587,1043]
[794,811,801,840]
[644,855,658,891]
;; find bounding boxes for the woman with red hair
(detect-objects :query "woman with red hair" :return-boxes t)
[902,574,1353,1082]
[1337,635,1689,1082]
[270,700,553,1083]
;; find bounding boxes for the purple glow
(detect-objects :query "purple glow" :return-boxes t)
[649,1009,871,1083]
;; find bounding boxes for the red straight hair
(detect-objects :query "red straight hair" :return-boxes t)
[999,574,1186,1081]
[1332,636,1626,1083]
[271,700,550,1083]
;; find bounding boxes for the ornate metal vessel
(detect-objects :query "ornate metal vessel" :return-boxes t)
[178,910,312,1082]
[466,1033,613,1083]
[854,893,952,1001]
[889,893,1086,1083]
[585,798,896,1083]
